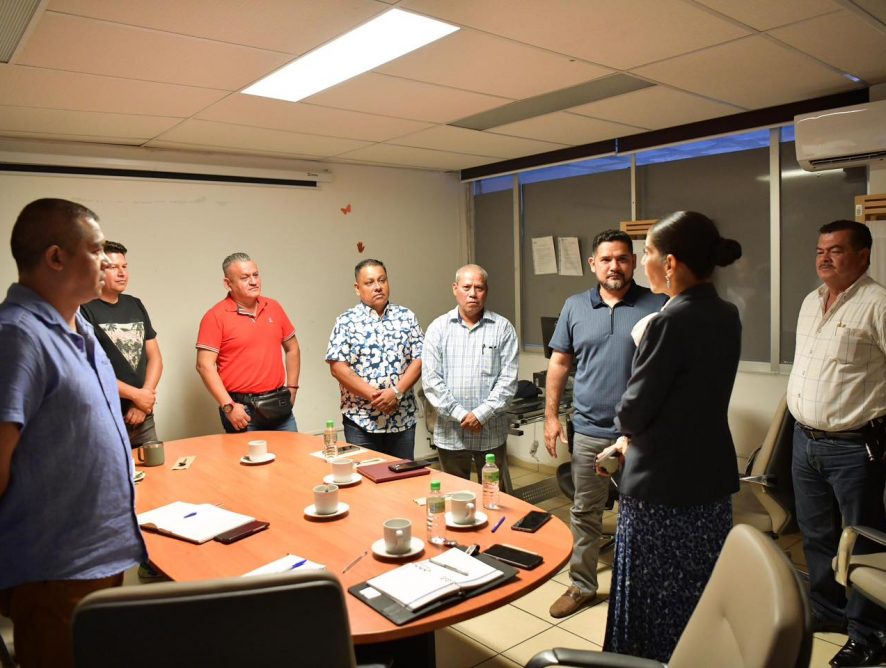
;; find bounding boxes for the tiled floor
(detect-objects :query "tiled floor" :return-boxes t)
[0,463,856,667]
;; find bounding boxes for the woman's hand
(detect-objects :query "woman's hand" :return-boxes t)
[595,436,630,477]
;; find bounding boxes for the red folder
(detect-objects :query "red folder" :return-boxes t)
[359,459,431,483]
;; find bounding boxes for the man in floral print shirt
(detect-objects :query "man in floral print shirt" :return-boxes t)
[326,259,423,459]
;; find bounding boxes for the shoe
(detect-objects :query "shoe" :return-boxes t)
[829,638,884,667]
[137,562,163,580]
[812,614,848,635]
[549,585,596,619]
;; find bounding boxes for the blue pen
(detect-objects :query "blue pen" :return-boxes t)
[289,559,308,570]
[491,516,505,533]
[183,511,197,519]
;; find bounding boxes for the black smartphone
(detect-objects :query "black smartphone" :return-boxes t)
[512,510,552,533]
[388,460,428,473]
[483,543,544,570]
[213,520,269,544]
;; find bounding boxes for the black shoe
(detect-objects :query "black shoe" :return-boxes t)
[829,639,884,667]
[812,614,848,634]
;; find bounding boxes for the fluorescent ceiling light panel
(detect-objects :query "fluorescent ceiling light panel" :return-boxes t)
[243,9,458,103]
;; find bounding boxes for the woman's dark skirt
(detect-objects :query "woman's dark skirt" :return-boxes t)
[603,494,732,662]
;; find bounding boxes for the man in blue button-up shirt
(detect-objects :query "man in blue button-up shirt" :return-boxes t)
[0,199,145,668]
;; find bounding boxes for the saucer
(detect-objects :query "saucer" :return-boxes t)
[371,537,425,559]
[304,502,349,519]
[240,453,276,466]
[133,470,146,483]
[323,472,363,486]
[445,511,488,529]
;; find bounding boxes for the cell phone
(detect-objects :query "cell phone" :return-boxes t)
[512,510,552,533]
[388,460,428,473]
[483,543,544,570]
[213,520,269,544]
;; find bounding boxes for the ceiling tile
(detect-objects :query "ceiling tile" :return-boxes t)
[154,119,371,157]
[376,29,612,99]
[0,130,143,146]
[47,0,385,54]
[402,0,749,69]
[196,94,433,142]
[569,86,744,129]
[769,10,886,83]
[693,0,840,30]
[0,105,180,138]
[304,72,511,123]
[0,64,227,116]
[16,12,290,90]
[632,35,854,108]
[334,143,492,170]
[489,111,644,145]
[390,125,567,158]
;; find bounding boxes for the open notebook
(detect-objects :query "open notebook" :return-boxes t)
[366,547,504,611]
[137,501,254,544]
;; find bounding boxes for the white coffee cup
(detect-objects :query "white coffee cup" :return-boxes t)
[383,518,412,555]
[450,491,477,525]
[247,439,268,461]
[313,483,339,515]
[331,457,355,483]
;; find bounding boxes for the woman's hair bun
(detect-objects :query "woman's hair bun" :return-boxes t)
[714,238,742,267]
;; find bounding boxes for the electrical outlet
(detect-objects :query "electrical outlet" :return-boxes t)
[529,440,539,457]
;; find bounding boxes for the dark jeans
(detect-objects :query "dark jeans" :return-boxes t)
[219,404,297,434]
[436,442,513,494]
[127,412,158,448]
[792,424,886,643]
[342,417,415,460]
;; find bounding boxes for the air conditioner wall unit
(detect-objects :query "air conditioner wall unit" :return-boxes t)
[794,99,886,171]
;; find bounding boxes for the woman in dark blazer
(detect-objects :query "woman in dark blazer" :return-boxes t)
[599,211,742,662]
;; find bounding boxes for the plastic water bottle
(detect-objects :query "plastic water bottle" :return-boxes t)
[482,453,500,510]
[323,420,337,459]
[426,480,446,545]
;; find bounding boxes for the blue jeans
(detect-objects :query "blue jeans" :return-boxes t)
[342,417,414,460]
[792,424,886,643]
[219,404,297,434]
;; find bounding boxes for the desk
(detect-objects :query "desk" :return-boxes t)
[135,432,571,646]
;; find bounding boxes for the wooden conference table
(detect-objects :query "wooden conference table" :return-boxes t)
[134,432,571,645]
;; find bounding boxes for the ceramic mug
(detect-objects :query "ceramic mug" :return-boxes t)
[313,483,339,515]
[247,439,268,461]
[450,491,477,525]
[383,518,412,554]
[331,458,355,483]
[137,440,165,467]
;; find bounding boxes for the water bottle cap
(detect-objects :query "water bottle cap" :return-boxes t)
[430,480,441,491]
[325,420,335,428]
[485,453,496,464]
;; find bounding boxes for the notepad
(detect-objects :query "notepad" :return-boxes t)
[366,547,503,611]
[137,501,254,544]
[242,553,326,576]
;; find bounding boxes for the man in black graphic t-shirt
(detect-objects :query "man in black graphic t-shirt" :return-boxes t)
[81,241,163,447]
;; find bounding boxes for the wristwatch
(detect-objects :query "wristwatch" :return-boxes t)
[392,386,403,402]
[222,402,234,414]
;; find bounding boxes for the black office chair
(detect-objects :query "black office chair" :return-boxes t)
[524,524,812,668]
[73,570,384,668]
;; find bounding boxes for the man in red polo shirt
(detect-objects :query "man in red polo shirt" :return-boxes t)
[196,252,301,432]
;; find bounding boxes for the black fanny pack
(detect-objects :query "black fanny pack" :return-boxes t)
[251,388,292,422]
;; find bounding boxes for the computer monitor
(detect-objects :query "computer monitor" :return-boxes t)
[540,316,559,359]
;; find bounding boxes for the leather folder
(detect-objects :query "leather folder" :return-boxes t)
[359,459,431,483]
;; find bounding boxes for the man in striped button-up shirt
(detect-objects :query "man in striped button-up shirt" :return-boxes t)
[422,264,518,492]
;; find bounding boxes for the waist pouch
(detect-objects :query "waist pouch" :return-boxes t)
[252,388,292,421]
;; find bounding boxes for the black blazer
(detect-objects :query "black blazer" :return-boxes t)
[615,282,741,506]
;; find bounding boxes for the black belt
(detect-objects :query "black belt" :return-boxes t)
[798,423,866,442]
[230,387,286,405]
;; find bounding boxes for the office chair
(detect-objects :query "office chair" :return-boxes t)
[524,524,812,668]
[732,395,797,537]
[0,632,12,668]
[835,525,886,609]
[73,570,379,668]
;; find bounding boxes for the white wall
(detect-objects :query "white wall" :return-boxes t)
[0,162,465,450]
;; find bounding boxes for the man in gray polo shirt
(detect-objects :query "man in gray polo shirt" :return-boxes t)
[545,229,665,618]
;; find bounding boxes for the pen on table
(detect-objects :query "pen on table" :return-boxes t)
[491,517,505,533]
[430,559,469,576]
[342,550,368,574]
[288,559,308,570]
[183,511,197,519]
